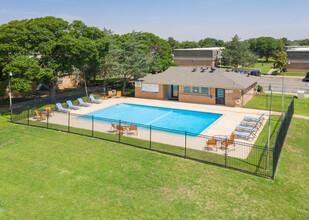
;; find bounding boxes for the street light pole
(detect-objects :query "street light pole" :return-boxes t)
[266,84,273,170]
[8,72,13,122]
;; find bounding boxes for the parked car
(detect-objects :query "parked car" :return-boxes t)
[304,72,309,81]
[250,70,261,77]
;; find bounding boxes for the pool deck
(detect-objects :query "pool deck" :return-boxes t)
[45,97,268,159]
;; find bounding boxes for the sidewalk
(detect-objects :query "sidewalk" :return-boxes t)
[272,111,309,120]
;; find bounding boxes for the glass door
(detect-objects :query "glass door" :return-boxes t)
[215,88,225,105]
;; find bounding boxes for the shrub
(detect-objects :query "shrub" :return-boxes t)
[257,85,263,92]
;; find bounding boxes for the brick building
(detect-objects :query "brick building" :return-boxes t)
[135,67,258,107]
[286,47,309,72]
[173,47,224,67]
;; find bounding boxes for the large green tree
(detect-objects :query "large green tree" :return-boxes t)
[0,17,110,102]
[252,37,278,61]
[110,32,154,94]
[178,41,200,49]
[167,37,180,49]
[198,38,225,48]
[221,35,258,68]
[274,39,287,72]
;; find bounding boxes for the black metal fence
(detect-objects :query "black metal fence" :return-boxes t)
[272,97,294,178]
[12,103,278,178]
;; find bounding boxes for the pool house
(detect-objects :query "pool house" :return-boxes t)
[135,67,259,107]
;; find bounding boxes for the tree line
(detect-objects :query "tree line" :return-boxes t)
[0,16,307,101]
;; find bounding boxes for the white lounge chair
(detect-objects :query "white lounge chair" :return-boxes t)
[56,103,70,112]
[66,100,80,109]
[78,98,91,107]
[243,113,265,122]
[89,95,102,103]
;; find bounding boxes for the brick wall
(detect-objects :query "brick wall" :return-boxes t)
[135,84,167,99]
[224,89,242,107]
[179,87,216,104]
[287,63,309,72]
[174,59,214,67]
[242,86,256,106]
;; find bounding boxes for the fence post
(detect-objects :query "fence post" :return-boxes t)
[68,111,70,133]
[185,131,187,158]
[92,115,94,137]
[119,120,121,143]
[47,115,49,129]
[27,107,30,126]
[224,139,227,168]
[149,125,151,150]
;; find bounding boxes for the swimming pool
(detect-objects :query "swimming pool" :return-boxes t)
[79,103,222,136]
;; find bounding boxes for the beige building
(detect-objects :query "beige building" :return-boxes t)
[286,47,309,72]
[173,47,224,67]
[135,67,258,107]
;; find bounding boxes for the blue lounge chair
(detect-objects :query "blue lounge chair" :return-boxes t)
[244,113,265,122]
[78,98,91,107]
[56,103,70,112]
[234,130,256,140]
[240,117,263,128]
[66,100,80,109]
[89,95,102,103]
[235,125,258,133]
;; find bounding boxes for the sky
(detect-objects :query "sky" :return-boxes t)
[0,0,308,42]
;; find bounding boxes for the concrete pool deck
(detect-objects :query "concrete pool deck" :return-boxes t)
[44,97,268,159]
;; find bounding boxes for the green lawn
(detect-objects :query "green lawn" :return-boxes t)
[243,59,275,74]
[0,111,308,218]
[285,72,307,77]
[245,93,309,116]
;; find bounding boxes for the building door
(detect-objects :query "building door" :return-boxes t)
[216,89,225,105]
[171,85,179,98]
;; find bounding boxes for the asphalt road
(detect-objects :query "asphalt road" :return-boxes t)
[257,76,309,94]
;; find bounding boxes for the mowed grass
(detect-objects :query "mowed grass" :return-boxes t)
[243,59,275,74]
[0,112,308,218]
[285,72,307,77]
[245,93,309,116]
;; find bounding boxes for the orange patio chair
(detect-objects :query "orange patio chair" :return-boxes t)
[34,110,47,120]
[106,91,114,98]
[204,139,217,151]
[45,107,54,117]
[115,91,122,98]
[221,132,235,152]
[127,125,138,135]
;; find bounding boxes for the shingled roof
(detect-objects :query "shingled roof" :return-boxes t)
[138,67,259,90]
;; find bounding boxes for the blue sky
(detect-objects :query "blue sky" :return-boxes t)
[0,0,308,41]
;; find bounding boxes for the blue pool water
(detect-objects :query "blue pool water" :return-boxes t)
[79,103,222,136]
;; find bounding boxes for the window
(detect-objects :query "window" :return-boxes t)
[217,89,224,97]
[201,87,208,94]
[192,87,199,93]
[184,86,191,93]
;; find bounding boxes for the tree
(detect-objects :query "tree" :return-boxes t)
[0,17,110,103]
[294,39,309,46]
[198,38,224,48]
[274,39,287,72]
[253,37,278,62]
[167,37,180,49]
[178,41,200,49]
[138,32,173,73]
[221,35,258,68]
[109,32,154,94]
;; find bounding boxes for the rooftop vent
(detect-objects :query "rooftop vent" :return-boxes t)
[200,67,207,72]
[192,67,197,72]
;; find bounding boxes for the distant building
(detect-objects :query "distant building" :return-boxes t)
[286,47,309,72]
[173,47,224,67]
[135,67,258,107]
